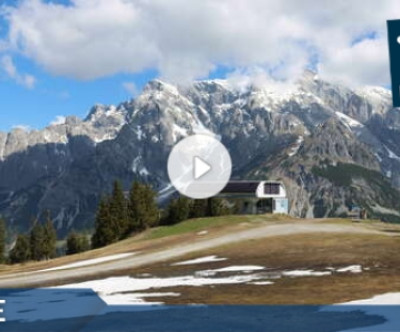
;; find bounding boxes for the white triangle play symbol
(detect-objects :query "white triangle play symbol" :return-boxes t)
[193,156,212,180]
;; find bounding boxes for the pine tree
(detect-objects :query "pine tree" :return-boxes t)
[30,222,46,261]
[43,212,57,260]
[189,200,208,219]
[127,182,159,234]
[10,234,31,264]
[0,218,5,264]
[66,232,90,255]
[163,197,191,225]
[209,198,230,216]
[92,197,116,248]
[109,180,128,239]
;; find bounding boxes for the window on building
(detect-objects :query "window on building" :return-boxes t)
[264,183,280,195]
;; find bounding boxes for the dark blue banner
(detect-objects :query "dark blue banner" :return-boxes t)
[0,289,397,331]
[387,19,400,107]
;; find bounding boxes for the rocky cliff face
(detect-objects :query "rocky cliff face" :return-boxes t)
[1,72,400,235]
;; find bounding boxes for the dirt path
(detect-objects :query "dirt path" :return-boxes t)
[0,222,389,288]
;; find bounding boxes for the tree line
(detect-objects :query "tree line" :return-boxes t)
[161,196,232,225]
[0,180,234,264]
[91,181,233,248]
[8,212,57,264]
[0,210,90,264]
[91,180,159,248]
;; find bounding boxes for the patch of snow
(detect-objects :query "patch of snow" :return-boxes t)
[55,273,265,306]
[105,106,118,117]
[53,208,66,231]
[384,145,400,161]
[50,115,66,126]
[356,86,391,115]
[138,273,153,277]
[288,136,304,157]
[342,292,400,305]
[136,125,144,140]
[196,265,265,277]
[40,253,135,272]
[375,153,383,163]
[155,79,180,97]
[335,112,364,129]
[192,109,217,138]
[322,292,400,332]
[336,265,362,273]
[282,270,331,277]
[102,292,180,306]
[249,281,274,286]
[132,155,149,175]
[139,166,150,176]
[92,132,118,144]
[172,124,188,142]
[173,256,227,266]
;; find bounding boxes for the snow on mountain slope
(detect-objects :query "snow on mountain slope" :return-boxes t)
[1,71,400,234]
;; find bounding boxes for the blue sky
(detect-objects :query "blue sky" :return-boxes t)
[0,0,233,131]
[0,0,394,131]
[0,57,158,130]
[0,1,158,131]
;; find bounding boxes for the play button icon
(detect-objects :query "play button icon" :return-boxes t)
[167,134,232,199]
[193,156,212,180]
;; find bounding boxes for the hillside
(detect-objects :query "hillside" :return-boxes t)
[1,216,400,307]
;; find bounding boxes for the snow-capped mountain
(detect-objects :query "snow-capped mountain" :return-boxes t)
[1,71,400,236]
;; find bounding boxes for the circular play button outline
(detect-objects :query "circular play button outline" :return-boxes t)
[167,134,232,199]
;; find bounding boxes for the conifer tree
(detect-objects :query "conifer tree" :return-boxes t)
[43,212,57,260]
[163,197,191,225]
[209,198,230,216]
[30,222,46,261]
[10,234,31,264]
[109,180,128,239]
[66,232,90,255]
[0,218,5,264]
[127,182,159,234]
[189,200,208,219]
[92,197,115,248]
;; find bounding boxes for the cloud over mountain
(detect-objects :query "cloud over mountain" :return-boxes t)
[1,0,398,85]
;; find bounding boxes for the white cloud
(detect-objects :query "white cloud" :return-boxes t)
[122,81,138,96]
[318,37,391,87]
[50,115,66,126]
[12,124,32,131]
[0,54,36,89]
[1,0,400,86]
[226,67,298,94]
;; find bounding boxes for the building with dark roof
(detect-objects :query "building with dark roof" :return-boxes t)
[218,181,288,214]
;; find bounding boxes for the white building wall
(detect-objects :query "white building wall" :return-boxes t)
[273,198,289,214]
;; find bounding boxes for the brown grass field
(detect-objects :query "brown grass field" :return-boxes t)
[1,216,400,304]
[126,232,400,305]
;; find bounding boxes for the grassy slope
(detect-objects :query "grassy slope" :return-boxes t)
[145,214,292,240]
[128,232,400,305]
[0,215,392,276]
[0,214,288,275]
[2,215,400,305]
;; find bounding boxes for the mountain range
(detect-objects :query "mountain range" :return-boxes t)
[1,70,400,236]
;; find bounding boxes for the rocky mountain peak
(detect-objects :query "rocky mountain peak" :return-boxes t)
[1,75,400,235]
